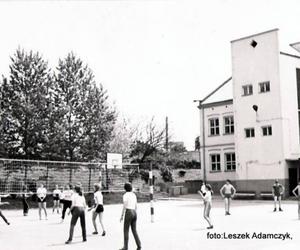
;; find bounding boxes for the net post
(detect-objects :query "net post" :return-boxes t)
[149,162,154,223]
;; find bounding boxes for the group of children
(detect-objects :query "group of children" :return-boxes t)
[0,182,141,250]
[198,179,300,229]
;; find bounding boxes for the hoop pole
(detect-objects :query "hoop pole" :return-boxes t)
[149,162,154,223]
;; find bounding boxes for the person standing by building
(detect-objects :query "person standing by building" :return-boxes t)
[65,184,87,244]
[0,194,10,225]
[220,180,236,215]
[198,184,213,229]
[91,183,106,236]
[52,184,61,214]
[272,179,284,212]
[292,180,300,219]
[119,182,141,250]
[61,184,73,223]
[37,183,48,220]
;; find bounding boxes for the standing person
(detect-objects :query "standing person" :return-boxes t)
[37,183,48,220]
[220,180,236,215]
[198,184,213,229]
[22,185,30,216]
[91,183,106,236]
[119,183,141,250]
[61,184,73,223]
[65,184,87,244]
[52,185,61,214]
[272,179,284,212]
[59,186,65,211]
[0,194,10,225]
[292,180,300,219]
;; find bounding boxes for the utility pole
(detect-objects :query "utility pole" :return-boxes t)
[165,116,169,152]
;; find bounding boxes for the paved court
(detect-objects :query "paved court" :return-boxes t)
[1,198,300,250]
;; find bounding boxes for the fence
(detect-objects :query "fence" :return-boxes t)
[0,158,143,195]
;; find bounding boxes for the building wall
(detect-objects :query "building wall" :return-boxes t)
[231,29,287,181]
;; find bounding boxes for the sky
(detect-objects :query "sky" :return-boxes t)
[1,0,300,150]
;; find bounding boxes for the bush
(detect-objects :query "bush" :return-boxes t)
[160,166,173,182]
[139,170,149,184]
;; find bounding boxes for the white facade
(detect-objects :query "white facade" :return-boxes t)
[200,29,300,194]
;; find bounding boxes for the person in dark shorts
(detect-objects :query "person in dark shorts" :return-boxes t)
[90,183,106,236]
[37,183,47,220]
[65,184,87,244]
[292,180,300,219]
[272,179,284,212]
[61,184,73,223]
[119,183,141,250]
[0,194,10,225]
[220,179,236,215]
[52,185,61,214]
[22,185,30,216]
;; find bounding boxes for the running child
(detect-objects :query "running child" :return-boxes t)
[272,179,284,212]
[198,184,213,229]
[52,184,61,214]
[292,180,300,219]
[220,179,236,215]
[37,183,48,220]
[90,183,106,236]
[119,182,141,250]
[0,194,10,225]
[65,184,87,244]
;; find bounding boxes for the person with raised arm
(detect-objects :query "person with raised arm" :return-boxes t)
[198,184,213,229]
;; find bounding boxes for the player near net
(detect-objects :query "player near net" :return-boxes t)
[37,183,48,220]
[52,184,61,214]
[0,194,10,225]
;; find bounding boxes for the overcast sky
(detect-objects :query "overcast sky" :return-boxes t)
[1,0,300,150]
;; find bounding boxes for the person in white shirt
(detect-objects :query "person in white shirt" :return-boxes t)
[220,179,236,215]
[36,183,47,220]
[91,183,106,236]
[198,184,213,229]
[52,184,61,214]
[61,184,73,222]
[65,184,87,244]
[119,182,141,250]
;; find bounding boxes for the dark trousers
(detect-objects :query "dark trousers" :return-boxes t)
[0,210,9,224]
[123,209,141,249]
[22,197,29,215]
[67,207,86,241]
[62,200,72,219]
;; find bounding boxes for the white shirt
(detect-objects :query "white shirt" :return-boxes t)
[53,189,61,197]
[72,193,86,208]
[37,187,47,199]
[94,191,103,205]
[203,191,212,203]
[222,184,234,194]
[63,189,74,201]
[123,192,137,210]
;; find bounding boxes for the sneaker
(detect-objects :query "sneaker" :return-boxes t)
[102,231,106,236]
[279,208,283,212]
[65,240,72,244]
[6,222,10,225]
[83,239,87,242]
[92,231,98,235]
[273,208,277,212]
[207,225,213,229]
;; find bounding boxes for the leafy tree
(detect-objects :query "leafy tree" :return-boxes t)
[0,49,51,159]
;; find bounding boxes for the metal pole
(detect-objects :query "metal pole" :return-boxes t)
[149,162,154,223]
[201,104,207,182]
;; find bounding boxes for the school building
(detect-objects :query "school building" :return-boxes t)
[198,29,300,196]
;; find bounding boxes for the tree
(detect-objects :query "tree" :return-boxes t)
[129,118,166,164]
[0,49,51,159]
[54,52,116,161]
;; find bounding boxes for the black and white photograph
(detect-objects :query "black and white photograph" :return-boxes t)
[1,0,300,249]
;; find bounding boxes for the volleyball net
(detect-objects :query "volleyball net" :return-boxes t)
[0,158,144,196]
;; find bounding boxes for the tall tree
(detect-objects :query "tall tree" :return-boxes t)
[55,52,116,161]
[0,49,51,159]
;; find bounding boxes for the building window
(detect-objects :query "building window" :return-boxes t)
[210,154,221,172]
[245,128,255,138]
[224,116,234,134]
[262,126,272,136]
[225,153,236,171]
[259,81,270,93]
[209,118,219,136]
[242,85,253,96]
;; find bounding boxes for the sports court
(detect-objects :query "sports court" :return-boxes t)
[1,197,300,250]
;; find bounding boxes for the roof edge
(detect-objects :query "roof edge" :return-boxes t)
[280,51,300,60]
[202,99,233,109]
[231,28,279,43]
